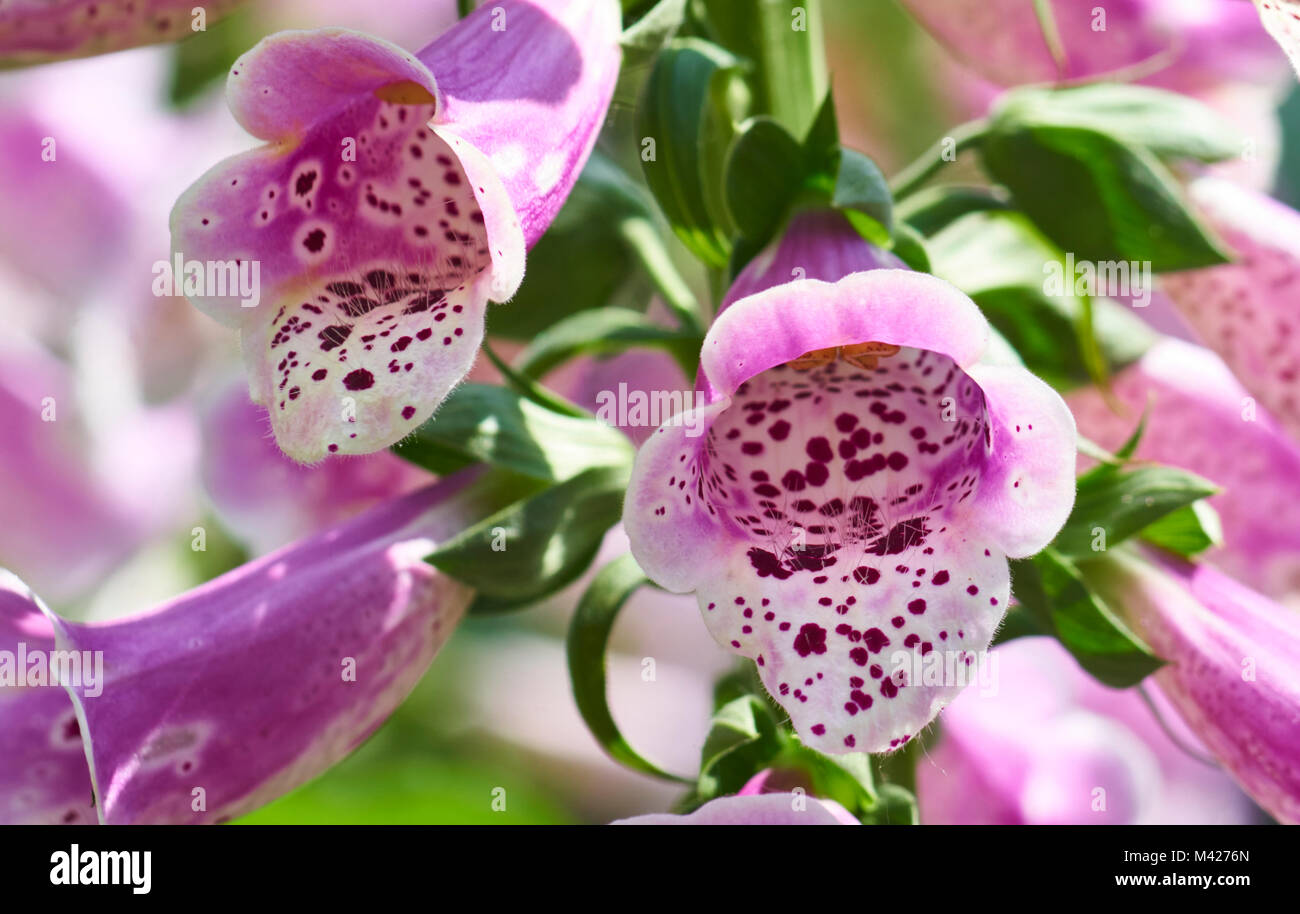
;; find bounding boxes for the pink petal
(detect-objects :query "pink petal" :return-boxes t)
[1084,551,1300,824]
[918,637,1255,824]
[43,476,479,824]
[965,363,1078,559]
[0,0,245,66]
[172,4,621,460]
[1068,339,1300,600]
[612,792,858,825]
[0,341,142,604]
[0,572,96,825]
[200,381,434,554]
[421,0,622,248]
[1255,0,1300,78]
[899,0,1288,90]
[626,262,1076,753]
[1159,176,1300,443]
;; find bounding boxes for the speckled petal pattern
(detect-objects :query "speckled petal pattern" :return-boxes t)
[172,2,620,461]
[625,226,1077,754]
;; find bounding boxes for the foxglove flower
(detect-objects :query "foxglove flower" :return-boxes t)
[0,0,244,66]
[1081,550,1300,824]
[1068,339,1300,601]
[898,0,1288,90]
[1158,176,1300,443]
[623,210,1077,754]
[0,473,488,824]
[613,793,858,826]
[171,0,620,461]
[918,637,1254,824]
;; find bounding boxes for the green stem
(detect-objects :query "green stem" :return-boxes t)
[619,217,707,336]
[456,0,475,19]
[481,342,589,418]
[1031,0,1069,79]
[888,119,989,200]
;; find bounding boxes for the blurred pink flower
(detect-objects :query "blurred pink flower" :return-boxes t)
[899,0,1289,90]
[0,337,197,606]
[1067,339,1300,602]
[201,381,434,555]
[1159,176,1300,443]
[918,636,1254,824]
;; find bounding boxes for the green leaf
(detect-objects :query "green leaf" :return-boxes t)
[889,221,931,272]
[392,384,633,481]
[426,464,631,609]
[482,343,589,419]
[897,184,1011,237]
[1053,465,1219,558]
[695,695,784,801]
[637,38,747,266]
[622,0,688,55]
[700,0,828,140]
[801,89,841,183]
[859,784,919,825]
[992,84,1241,163]
[927,211,1157,387]
[833,148,892,238]
[567,554,689,782]
[515,307,700,380]
[724,116,807,242]
[1140,500,1223,558]
[166,9,259,108]
[979,125,1229,271]
[1011,549,1163,687]
[487,152,655,339]
[615,0,689,109]
[778,743,878,817]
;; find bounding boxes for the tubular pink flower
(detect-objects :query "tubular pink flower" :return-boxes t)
[1068,339,1300,601]
[0,474,486,824]
[0,0,245,66]
[1158,176,1300,444]
[0,573,96,825]
[612,793,859,825]
[171,0,621,462]
[898,0,1288,90]
[623,212,1077,754]
[1082,550,1300,824]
